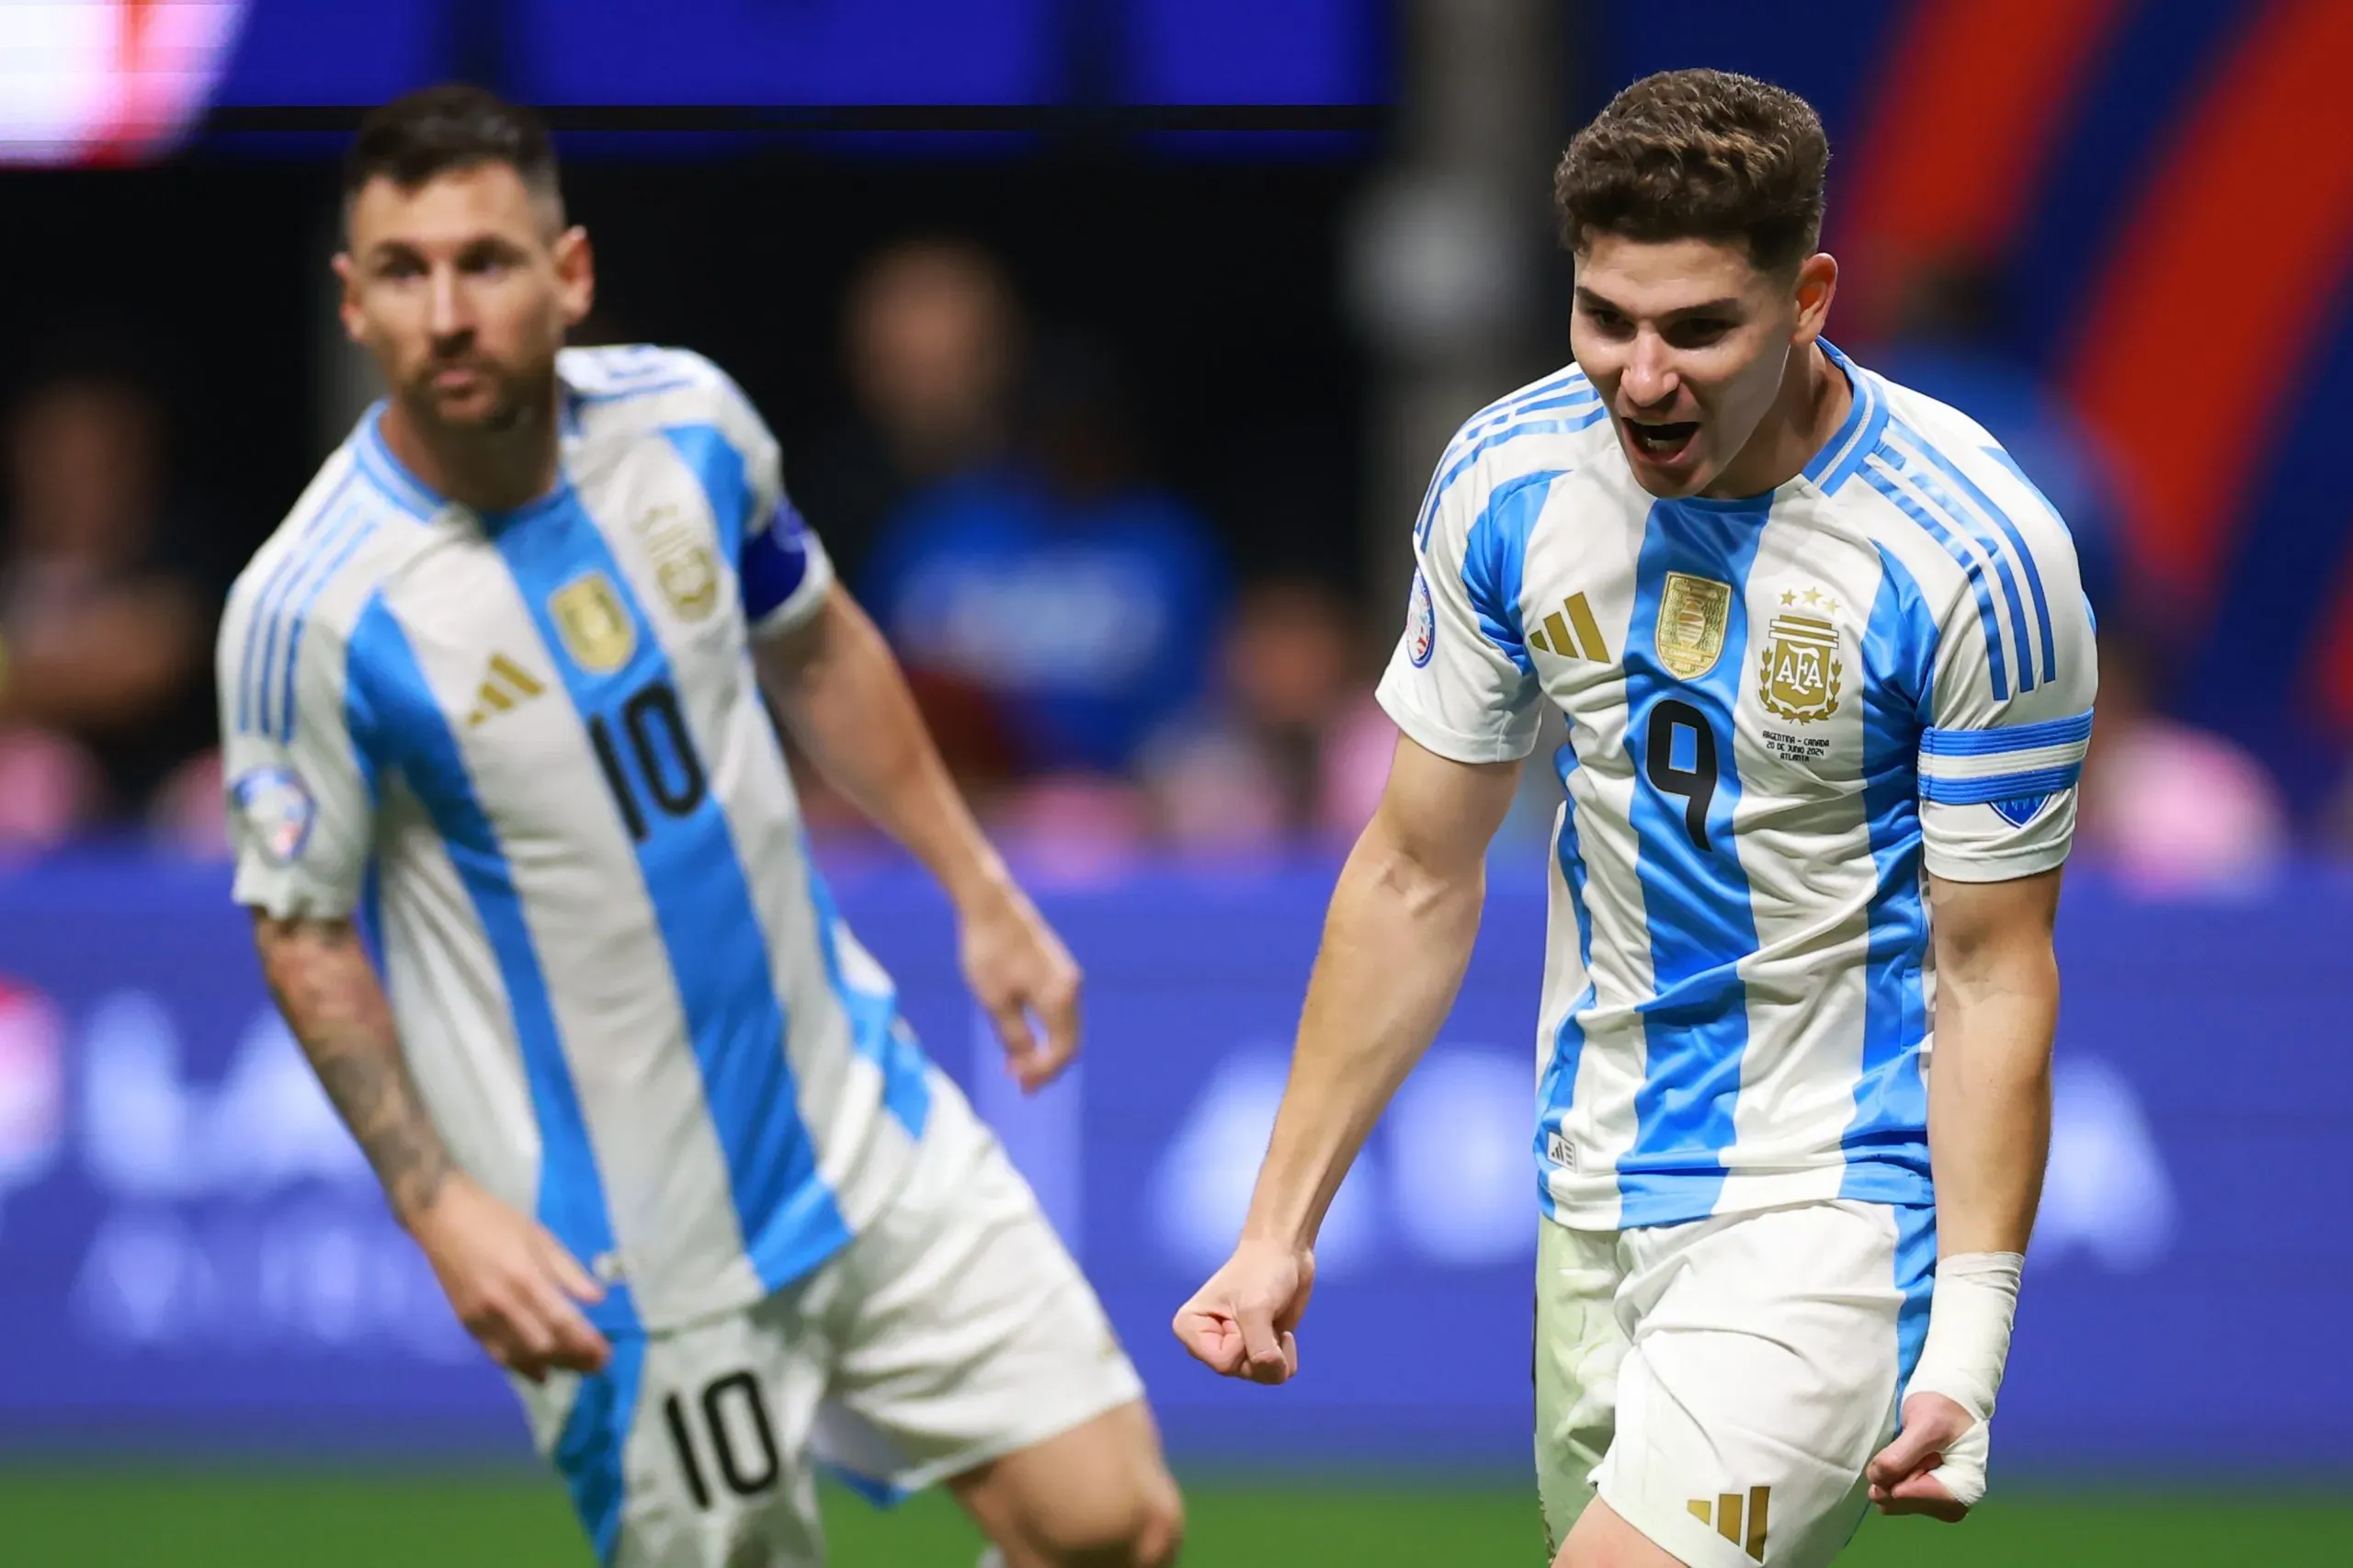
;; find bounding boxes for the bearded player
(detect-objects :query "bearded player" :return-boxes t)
[218,85,1180,1568]
[1176,69,2093,1568]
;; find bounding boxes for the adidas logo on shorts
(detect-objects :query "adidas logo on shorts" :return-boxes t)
[1688,1485,1769,1562]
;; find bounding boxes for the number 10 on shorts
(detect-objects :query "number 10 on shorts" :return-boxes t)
[663,1372,782,1507]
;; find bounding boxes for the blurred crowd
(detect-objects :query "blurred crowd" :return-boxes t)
[0,342,220,855]
[782,237,1392,872]
[0,241,2340,892]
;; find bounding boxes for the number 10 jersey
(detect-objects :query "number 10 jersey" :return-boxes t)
[217,346,933,1335]
[1377,344,2098,1233]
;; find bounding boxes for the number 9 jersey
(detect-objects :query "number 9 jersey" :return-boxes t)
[216,346,936,1335]
[1377,343,2098,1233]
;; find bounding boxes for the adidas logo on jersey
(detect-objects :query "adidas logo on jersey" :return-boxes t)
[1688,1485,1769,1562]
[465,653,547,727]
[1526,592,1611,664]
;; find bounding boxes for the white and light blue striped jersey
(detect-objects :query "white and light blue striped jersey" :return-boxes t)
[217,346,933,1335]
[1378,343,2097,1232]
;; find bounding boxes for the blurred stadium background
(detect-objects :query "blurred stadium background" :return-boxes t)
[1,1,2348,1562]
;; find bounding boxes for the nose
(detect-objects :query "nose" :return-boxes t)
[427,263,470,341]
[1620,331,1679,410]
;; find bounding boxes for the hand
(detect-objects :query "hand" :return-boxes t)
[959,879,1082,1094]
[1868,1392,1980,1521]
[408,1172,610,1383]
[1172,1238,1317,1386]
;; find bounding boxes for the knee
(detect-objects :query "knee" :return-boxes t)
[1026,1471,1185,1567]
[1130,1478,1185,1567]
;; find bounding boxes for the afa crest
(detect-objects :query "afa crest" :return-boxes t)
[550,571,636,674]
[654,544,721,623]
[1757,597,1843,723]
[636,504,721,624]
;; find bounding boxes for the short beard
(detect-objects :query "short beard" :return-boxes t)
[409,359,552,440]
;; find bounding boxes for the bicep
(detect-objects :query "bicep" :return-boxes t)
[250,912,391,1029]
[1927,867,2063,984]
[252,909,362,970]
[1367,732,1522,879]
[748,581,864,703]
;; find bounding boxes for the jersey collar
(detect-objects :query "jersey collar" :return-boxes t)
[353,403,448,522]
[1802,339,1889,496]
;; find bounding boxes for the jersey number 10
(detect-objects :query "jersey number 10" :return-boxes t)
[588,677,710,841]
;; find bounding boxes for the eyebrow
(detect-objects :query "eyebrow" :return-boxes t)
[1574,286,1745,319]
[363,233,522,262]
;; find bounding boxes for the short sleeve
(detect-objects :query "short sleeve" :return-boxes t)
[217,579,377,919]
[1915,512,2099,883]
[690,371,835,639]
[1374,461,1546,765]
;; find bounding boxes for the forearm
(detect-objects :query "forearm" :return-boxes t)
[1243,825,1485,1249]
[1928,931,2060,1256]
[759,589,1008,910]
[252,913,456,1224]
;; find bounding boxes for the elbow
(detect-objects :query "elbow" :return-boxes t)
[1351,824,1481,926]
[1938,936,2059,1009]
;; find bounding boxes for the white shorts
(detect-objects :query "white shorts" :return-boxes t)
[1535,1199,1936,1568]
[516,1072,1145,1568]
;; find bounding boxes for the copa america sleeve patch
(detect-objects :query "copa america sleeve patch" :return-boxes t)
[1409,570,1437,667]
[230,765,317,865]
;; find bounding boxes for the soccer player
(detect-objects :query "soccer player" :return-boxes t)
[1175,69,2093,1568]
[218,86,1181,1568]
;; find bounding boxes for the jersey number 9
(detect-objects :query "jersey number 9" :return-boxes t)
[1644,699,1719,851]
[588,677,709,841]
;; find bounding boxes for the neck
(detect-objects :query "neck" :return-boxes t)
[380,387,562,514]
[1703,341,1850,499]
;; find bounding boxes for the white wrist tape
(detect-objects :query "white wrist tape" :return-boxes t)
[1925,1420,1993,1509]
[1906,1252,2023,1422]
[1904,1251,2022,1510]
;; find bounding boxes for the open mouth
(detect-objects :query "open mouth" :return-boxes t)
[1625,419,1699,462]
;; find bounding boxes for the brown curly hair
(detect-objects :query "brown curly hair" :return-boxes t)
[1553,69,1829,274]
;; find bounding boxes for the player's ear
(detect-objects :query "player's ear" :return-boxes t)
[331,251,368,346]
[1790,252,1838,346]
[552,225,597,329]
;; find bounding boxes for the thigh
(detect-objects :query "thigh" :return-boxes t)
[815,1074,1148,1503]
[1536,1218,1631,1556]
[517,1305,831,1568]
[1592,1200,1933,1568]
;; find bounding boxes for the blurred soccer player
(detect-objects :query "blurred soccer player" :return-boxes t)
[1176,69,2092,1568]
[217,85,1179,1568]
